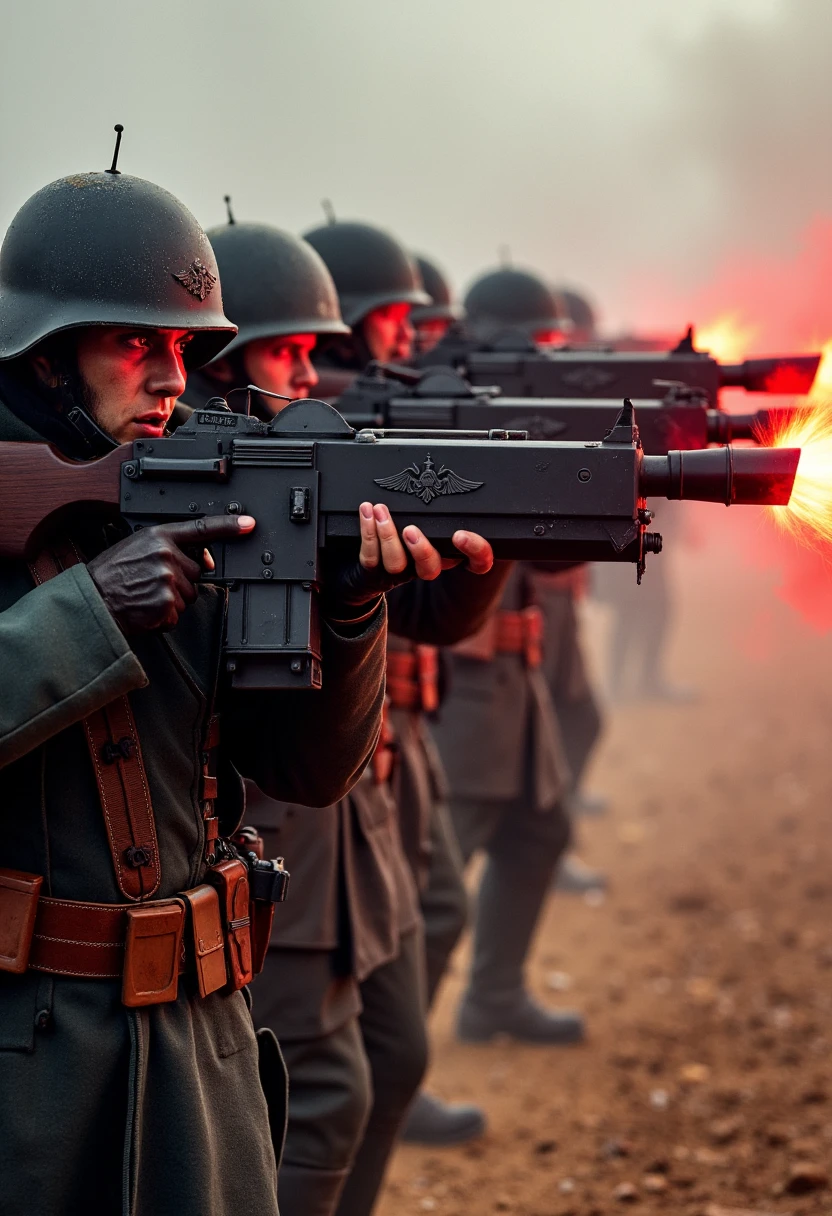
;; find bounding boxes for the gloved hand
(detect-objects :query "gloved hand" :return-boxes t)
[322,502,494,618]
[87,515,255,633]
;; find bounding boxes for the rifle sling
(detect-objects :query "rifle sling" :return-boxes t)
[28,543,161,902]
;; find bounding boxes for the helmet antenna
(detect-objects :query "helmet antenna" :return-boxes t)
[224,194,236,225]
[499,243,512,268]
[106,124,124,175]
[321,198,337,226]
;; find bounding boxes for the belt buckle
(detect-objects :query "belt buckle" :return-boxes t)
[122,899,185,1007]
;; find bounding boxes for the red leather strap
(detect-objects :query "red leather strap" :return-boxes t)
[386,645,439,713]
[495,607,543,669]
[29,543,161,901]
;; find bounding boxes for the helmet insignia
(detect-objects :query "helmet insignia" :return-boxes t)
[173,259,217,301]
[375,453,484,505]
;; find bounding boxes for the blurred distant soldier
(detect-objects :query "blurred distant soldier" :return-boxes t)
[411,254,463,356]
[592,501,695,703]
[552,285,599,346]
[463,265,567,347]
[461,268,607,896]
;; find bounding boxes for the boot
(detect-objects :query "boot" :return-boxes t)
[554,852,608,894]
[401,1091,487,1145]
[570,790,609,817]
[457,991,585,1044]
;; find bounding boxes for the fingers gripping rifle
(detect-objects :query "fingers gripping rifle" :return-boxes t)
[0,398,799,690]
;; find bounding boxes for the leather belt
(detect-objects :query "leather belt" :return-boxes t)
[28,895,185,980]
[386,645,439,713]
[495,607,543,669]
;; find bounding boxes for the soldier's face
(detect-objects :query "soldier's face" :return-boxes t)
[33,327,193,444]
[363,303,414,363]
[242,334,319,413]
[415,317,451,355]
[533,326,564,349]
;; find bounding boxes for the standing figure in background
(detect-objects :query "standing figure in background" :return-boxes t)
[592,501,695,702]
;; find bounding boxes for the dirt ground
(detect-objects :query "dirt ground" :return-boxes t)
[378,507,832,1216]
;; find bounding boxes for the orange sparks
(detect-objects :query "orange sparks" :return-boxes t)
[808,337,832,402]
[697,313,760,364]
[762,395,832,547]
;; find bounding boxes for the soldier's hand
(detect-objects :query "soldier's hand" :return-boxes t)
[322,504,494,617]
[88,515,255,634]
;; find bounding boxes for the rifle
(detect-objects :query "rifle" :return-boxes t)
[0,396,798,691]
[414,325,820,402]
[336,364,795,455]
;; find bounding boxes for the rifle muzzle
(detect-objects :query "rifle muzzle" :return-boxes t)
[718,355,820,394]
[705,406,799,444]
[640,446,799,506]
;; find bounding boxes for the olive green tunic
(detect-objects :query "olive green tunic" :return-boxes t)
[0,395,387,1216]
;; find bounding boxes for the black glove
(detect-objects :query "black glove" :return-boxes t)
[87,515,253,634]
[318,547,417,621]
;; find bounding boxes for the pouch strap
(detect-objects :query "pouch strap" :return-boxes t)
[29,543,161,901]
[28,895,187,980]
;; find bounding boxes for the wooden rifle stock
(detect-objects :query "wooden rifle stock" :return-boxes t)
[0,441,124,559]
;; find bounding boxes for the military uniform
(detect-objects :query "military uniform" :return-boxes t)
[245,566,509,1216]
[0,382,387,1216]
[529,565,603,795]
[0,168,389,1216]
[430,565,582,1040]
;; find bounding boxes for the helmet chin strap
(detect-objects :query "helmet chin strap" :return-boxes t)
[64,398,119,455]
[52,362,119,456]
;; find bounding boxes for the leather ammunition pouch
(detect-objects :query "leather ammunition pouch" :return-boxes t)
[385,645,439,713]
[0,869,43,974]
[8,543,285,1005]
[371,702,397,787]
[210,859,253,990]
[0,853,283,1006]
[452,607,543,669]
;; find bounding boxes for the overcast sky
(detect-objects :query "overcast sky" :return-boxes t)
[1,0,829,331]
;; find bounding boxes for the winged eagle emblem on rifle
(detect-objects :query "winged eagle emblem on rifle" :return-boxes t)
[374,454,484,504]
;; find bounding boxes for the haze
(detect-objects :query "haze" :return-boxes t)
[1,0,828,332]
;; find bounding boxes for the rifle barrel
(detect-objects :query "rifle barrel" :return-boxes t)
[640,446,799,506]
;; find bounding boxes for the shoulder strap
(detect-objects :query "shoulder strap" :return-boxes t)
[29,544,161,901]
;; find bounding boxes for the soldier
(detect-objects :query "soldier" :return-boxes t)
[463,265,566,346]
[186,217,508,1213]
[411,254,463,356]
[302,217,430,397]
[0,160,467,1215]
[552,285,599,346]
[429,564,585,1042]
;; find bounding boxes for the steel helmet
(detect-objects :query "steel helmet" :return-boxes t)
[0,171,235,368]
[463,267,564,340]
[553,286,598,338]
[206,220,350,356]
[302,220,429,326]
[411,254,463,324]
